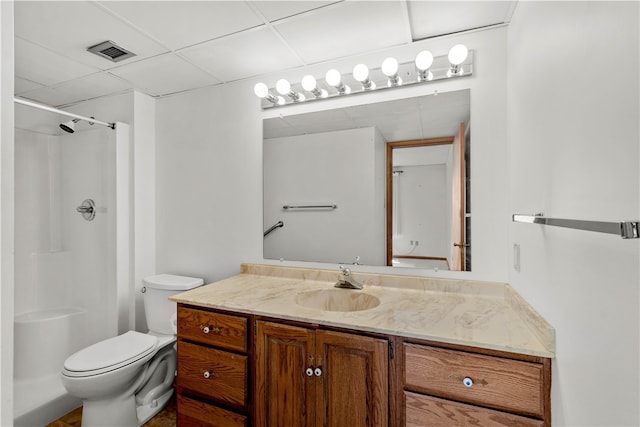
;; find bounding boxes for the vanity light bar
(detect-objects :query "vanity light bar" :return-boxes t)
[254,45,473,109]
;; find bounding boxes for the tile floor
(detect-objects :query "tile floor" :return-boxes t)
[45,395,176,427]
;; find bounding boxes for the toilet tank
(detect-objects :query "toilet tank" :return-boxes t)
[143,274,203,335]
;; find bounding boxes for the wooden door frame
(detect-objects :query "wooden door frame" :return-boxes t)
[386,136,455,267]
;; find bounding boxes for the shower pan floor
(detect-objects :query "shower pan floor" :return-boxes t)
[14,373,80,426]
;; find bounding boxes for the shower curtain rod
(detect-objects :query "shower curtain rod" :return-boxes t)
[14,97,116,129]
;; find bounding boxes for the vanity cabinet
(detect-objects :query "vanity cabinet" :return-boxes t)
[176,306,250,426]
[175,304,551,427]
[254,321,389,427]
[402,342,551,427]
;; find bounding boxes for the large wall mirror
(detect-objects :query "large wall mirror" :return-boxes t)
[263,89,470,271]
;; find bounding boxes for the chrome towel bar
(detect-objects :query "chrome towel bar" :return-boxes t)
[283,204,337,210]
[512,214,639,239]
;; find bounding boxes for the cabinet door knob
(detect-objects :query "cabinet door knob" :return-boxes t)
[314,368,322,377]
[306,368,314,377]
[203,371,211,379]
[201,325,220,334]
[462,377,473,387]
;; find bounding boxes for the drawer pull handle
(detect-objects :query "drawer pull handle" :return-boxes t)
[201,325,220,334]
[462,377,473,387]
[203,371,211,379]
[314,368,322,377]
[306,368,314,377]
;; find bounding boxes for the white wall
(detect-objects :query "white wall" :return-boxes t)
[0,1,15,423]
[132,92,156,332]
[393,164,449,260]
[264,127,385,265]
[155,82,263,283]
[155,26,509,283]
[507,2,639,425]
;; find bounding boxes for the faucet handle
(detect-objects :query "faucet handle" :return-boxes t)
[339,265,351,276]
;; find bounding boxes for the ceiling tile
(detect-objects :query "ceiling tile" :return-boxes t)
[18,72,133,107]
[15,37,100,86]
[180,28,304,82]
[274,1,409,64]
[15,77,45,95]
[99,1,264,50]
[109,53,221,96]
[250,1,341,22]
[408,1,514,40]
[14,1,168,70]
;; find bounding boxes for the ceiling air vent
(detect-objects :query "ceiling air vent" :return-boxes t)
[87,40,136,63]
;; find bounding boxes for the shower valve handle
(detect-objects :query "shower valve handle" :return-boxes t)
[76,199,96,221]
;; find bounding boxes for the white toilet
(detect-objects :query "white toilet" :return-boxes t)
[61,274,203,426]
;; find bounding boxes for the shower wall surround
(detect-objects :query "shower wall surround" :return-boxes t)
[13,126,120,425]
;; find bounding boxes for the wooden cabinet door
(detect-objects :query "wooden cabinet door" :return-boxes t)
[255,321,315,427]
[315,330,389,427]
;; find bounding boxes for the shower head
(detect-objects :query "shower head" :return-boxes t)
[60,118,80,134]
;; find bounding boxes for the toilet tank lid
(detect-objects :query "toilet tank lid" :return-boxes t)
[143,274,204,290]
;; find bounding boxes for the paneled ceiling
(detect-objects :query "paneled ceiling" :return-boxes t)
[14,1,517,108]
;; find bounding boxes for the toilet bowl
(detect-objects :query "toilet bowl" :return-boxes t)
[61,274,203,426]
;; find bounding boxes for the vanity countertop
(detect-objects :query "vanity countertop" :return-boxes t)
[170,263,555,358]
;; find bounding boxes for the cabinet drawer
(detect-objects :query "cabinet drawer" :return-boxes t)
[404,344,544,418]
[177,395,248,427]
[405,392,544,427]
[178,307,247,352]
[177,341,248,408]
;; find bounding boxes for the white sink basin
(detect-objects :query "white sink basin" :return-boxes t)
[295,289,380,312]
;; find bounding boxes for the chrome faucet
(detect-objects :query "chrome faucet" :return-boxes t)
[335,265,363,290]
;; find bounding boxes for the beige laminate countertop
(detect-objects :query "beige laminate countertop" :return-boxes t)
[171,264,555,358]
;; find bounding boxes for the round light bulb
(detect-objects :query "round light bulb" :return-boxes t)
[381,57,399,77]
[276,96,286,106]
[325,69,342,87]
[353,64,369,82]
[415,50,434,71]
[301,75,317,92]
[448,44,468,65]
[276,79,291,95]
[254,82,269,98]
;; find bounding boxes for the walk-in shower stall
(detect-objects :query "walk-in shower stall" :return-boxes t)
[13,100,130,425]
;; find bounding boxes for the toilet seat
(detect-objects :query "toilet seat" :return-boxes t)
[63,331,158,378]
